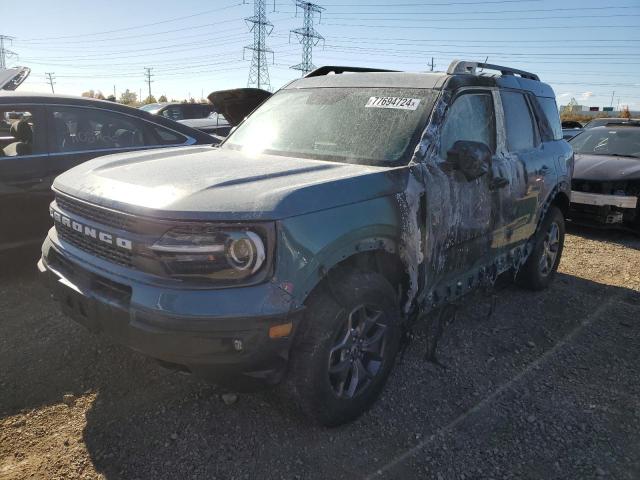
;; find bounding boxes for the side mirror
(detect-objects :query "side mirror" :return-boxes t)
[445,140,491,181]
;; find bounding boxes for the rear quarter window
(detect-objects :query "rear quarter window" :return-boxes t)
[501,91,536,151]
[538,97,563,141]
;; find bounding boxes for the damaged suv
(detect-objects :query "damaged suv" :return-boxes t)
[39,61,572,426]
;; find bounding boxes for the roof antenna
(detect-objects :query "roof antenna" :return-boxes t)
[479,56,489,74]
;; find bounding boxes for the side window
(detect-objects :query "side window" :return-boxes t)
[51,107,149,152]
[537,97,563,141]
[150,125,188,145]
[501,91,536,151]
[439,92,496,158]
[161,106,183,121]
[0,109,42,157]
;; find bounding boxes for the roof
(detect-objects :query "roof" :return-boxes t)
[0,91,149,114]
[285,71,448,90]
[283,62,555,98]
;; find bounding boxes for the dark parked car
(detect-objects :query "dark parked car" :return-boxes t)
[0,66,31,91]
[0,92,214,253]
[140,102,215,121]
[178,113,232,137]
[39,61,572,425]
[178,88,271,137]
[569,123,640,231]
[561,120,583,140]
[583,117,640,129]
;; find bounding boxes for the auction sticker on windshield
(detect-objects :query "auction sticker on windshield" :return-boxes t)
[365,96,421,110]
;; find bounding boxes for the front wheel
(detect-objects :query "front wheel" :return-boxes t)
[516,205,565,290]
[283,269,401,426]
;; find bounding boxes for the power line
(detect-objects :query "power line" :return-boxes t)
[286,5,640,15]
[244,0,274,90]
[321,22,640,30]
[276,0,543,5]
[290,1,325,75]
[18,2,243,41]
[45,72,56,94]
[321,13,640,22]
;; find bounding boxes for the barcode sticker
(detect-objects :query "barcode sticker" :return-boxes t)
[365,96,421,110]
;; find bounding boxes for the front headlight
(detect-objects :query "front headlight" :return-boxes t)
[151,225,270,283]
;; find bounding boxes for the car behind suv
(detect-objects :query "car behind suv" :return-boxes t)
[0,92,214,254]
[39,61,573,426]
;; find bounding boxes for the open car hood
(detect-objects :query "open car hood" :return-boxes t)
[0,67,30,91]
[207,88,271,126]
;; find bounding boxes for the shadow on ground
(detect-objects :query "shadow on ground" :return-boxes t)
[1,243,638,479]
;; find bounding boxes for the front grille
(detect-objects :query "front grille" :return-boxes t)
[57,225,133,267]
[572,179,640,197]
[55,194,133,231]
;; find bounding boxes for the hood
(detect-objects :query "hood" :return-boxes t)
[573,153,640,182]
[207,88,271,125]
[53,146,406,221]
[0,67,30,90]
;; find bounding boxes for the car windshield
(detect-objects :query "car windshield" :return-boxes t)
[570,127,640,158]
[139,103,163,113]
[222,87,437,166]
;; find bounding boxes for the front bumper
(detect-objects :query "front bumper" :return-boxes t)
[571,191,637,209]
[38,234,303,387]
[570,191,639,230]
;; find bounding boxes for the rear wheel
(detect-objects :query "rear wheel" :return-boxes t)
[284,269,401,426]
[516,205,565,290]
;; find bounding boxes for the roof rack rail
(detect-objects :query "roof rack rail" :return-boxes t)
[447,60,539,81]
[305,66,399,78]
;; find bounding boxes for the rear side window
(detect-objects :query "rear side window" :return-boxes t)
[439,92,496,158]
[501,91,536,151]
[537,97,562,141]
[151,126,187,145]
[161,106,184,121]
[51,107,147,152]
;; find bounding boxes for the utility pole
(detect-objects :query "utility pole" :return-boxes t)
[0,35,17,70]
[290,1,324,76]
[45,72,56,94]
[428,57,435,72]
[610,91,615,108]
[244,0,274,91]
[144,67,153,100]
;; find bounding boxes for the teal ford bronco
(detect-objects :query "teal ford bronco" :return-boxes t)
[39,61,573,425]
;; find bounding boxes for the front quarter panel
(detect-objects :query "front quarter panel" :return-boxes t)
[275,196,402,306]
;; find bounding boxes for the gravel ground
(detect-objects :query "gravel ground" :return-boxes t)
[1,226,639,480]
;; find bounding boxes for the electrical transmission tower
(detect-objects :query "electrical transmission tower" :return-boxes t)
[144,67,154,99]
[0,35,17,70]
[244,0,274,91]
[45,72,56,94]
[290,2,324,75]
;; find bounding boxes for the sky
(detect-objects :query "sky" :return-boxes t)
[2,0,639,110]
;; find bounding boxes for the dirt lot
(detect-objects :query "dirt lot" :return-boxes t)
[1,226,639,480]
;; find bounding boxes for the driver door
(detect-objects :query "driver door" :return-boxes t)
[422,89,502,293]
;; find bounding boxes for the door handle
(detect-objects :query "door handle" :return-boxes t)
[11,178,44,189]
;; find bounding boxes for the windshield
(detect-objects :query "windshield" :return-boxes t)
[570,127,640,158]
[139,103,163,113]
[222,87,436,166]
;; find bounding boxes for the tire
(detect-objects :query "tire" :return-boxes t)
[516,205,565,290]
[283,269,402,426]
